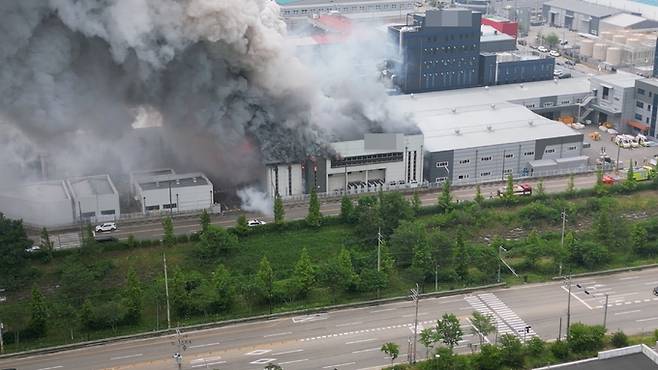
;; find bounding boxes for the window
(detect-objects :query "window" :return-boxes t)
[545,148,556,154]
[650,92,653,97]
[436,161,449,168]
[458,159,470,164]
[100,209,116,215]
[435,177,447,183]
[481,156,492,161]
[163,203,177,209]
[480,172,491,177]
[637,101,645,109]
[146,205,160,211]
[81,212,95,218]
[649,105,652,111]
[638,88,646,95]
[504,153,514,159]
[568,146,577,151]
[635,113,643,121]
[560,100,571,105]
[503,169,512,174]
[457,174,469,179]
[602,86,610,100]
[524,151,535,156]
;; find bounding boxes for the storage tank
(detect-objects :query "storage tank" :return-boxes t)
[612,34,626,44]
[600,31,613,41]
[593,43,608,60]
[627,38,641,46]
[606,47,622,66]
[580,39,594,57]
[643,34,656,45]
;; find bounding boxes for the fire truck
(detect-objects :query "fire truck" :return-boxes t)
[497,183,532,197]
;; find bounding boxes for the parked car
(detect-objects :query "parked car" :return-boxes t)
[529,44,538,50]
[247,219,267,227]
[538,45,548,53]
[549,50,561,57]
[653,286,658,296]
[554,69,564,77]
[558,72,572,79]
[95,222,117,233]
[565,60,576,66]
[25,245,41,253]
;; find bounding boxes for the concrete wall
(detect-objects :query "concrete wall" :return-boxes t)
[139,183,213,213]
[265,163,304,197]
[0,193,75,227]
[496,58,555,85]
[75,193,120,222]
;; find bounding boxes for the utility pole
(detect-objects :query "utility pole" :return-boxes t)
[435,264,439,292]
[168,180,173,215]
[410,283,420,364]
[0,321,4,354]
[603,293,609,330]
[163,252,171,330]
[615,143,621,174]
[559,210,567,277]
[565,274,572,339]
[377,228,382,298]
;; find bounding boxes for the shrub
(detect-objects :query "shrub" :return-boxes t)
[610,330,629,348]
[568,323,606,354]
[550,340,570,359]
[526,336,545,356]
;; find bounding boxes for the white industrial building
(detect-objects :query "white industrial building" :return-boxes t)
[277,0,416,27]
[134,172,214,214]
[0,180,76,227]
[66,175,121,223]
[129,168,175,195]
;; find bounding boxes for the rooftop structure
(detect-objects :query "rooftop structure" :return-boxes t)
[137,173,210,191]
[134,172,214,213]
[66,175,120,222]
[533,344,658,370]
[544,0,619,18]
[600,13,658,31]
[543,0,621,35]
[66,174,118,198]
[0,180,76,227]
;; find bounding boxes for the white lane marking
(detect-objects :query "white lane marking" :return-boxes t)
[352,347,380,354]
[192,360,226,368]
[279,359,309,365]
[346,338,377,345]
[561,286,593,310]
[245,349,272,356]
[402,312,428,318]
[615,310,641,316]
[336,321,362,327]
[191,356,222,364]
[323,362,356,368]
[637,317,658,322]
[111,353,143,360]
[264,331,292,338]
[273,349,304,355]
[620,276,640,280]
[188,342,221,349]
[36,366,63,370]
[643,281,658,285]
[250,358,277,364]
[370,308,396,313]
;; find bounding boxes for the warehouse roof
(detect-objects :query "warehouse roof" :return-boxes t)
[544,0,620,18]
[277,0,404,6]
[0,180,72,202]
[67,175,117,197]
[591,71,643,88]
[137,173,211,191]
[534,345,658,370]
[601,13,658,29]
[409,102,580,152]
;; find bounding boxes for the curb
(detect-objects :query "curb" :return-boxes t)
[552,263,658,280]
[0,282,505,359]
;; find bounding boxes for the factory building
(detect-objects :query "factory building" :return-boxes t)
[479,52,555,85]
[599,13,658,34]
[134,172,214,214]
[542,0,620,36]
[481,16,519,39]
[66,175,121,223]
[589,72,643,133]
[633,78,658,137]
[0,180,76,227]
[277,0,416,28]
[479,25,517,53]
[264,133,424,198]
[129,168,176,195]
[453,0,489,13]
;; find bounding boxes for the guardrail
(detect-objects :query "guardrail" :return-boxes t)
[552,263,658,280]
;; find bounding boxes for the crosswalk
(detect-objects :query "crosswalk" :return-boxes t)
[465,293,536,342]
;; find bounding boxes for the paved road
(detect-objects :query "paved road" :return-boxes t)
[3,268,657,370]
[87,173,597,242]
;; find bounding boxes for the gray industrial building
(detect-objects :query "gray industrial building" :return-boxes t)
[589,71,643,132]
[634,78,658,136]
[479,25,517,53]
[66,175,120,223]
[277,0,416,28]
[134,172,214,214]
[542,0,621,36]
[485,52,555,85]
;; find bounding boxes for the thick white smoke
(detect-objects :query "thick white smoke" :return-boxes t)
[0,0,413,193]
[237,187,273,217]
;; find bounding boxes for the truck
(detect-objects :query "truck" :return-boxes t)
[497,183,532,197]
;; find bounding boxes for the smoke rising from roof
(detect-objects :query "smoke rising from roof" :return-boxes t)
[0,0,411,191]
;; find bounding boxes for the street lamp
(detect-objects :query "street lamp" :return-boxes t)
[435,263,439,292]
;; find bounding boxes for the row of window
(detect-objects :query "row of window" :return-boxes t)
[423,45,478,54]
[331,152,403,168]
[282,3,412,16]
[425,33,480,43]
[81,210,116,217]
[146,203,177,211]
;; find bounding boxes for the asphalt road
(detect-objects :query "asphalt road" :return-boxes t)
[90,173,597,242]
[3,267,657,370]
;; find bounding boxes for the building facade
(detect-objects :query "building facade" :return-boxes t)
[633,79,658,136]
[543,0,620,35]
[495,54,555,85]
[589,72,642,132]
[66,175,120,223]
[0,180,76,227]
[135,173,214,214]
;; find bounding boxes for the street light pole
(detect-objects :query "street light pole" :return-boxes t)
[409,283,420,364]
[559,210,567,277]
[163,252,171,330]
[603,293,609,330]
[0,321,4,354]
[377,228,382,298]
[435,264,439,292]
[566,274,572,340]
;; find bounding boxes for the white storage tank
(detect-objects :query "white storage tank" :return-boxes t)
[612,34,626,44]
[593,43,608,60]
[600,31,613,41]
[580,39,594,57]
[643,34,656,45]
[606,47,622,66]
[627,38,641,46]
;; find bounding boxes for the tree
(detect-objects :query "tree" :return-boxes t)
[273,195,285,225]
[82,223,97,250]
[524,230,543,268]
[306,187,322,227]
[543,32,559,48]
[79,299,94,333]
[390,221,427,267]
[162,217,175,247]
[499,334,524,369]
[381,342,400,363]
[340,195,354,223]
[594,168,607,196]
[504,173,515,201]
[40,227,54,262]
[293,247,315,296]
[526,336,545,356]
[611,330,629,348]
[411,191,422,215]
[123,268,143,324]
[566,174,576,196]
[197,225,238,258]
[264,363,283,370]
[236,214,249,235]
[256,256,275,314]
[454,233,469,283]
[438,180,453,212]
[631,224,650,256]
[419,328,436,359]
[210,264,235,312]
[568,323,606,353]
[320,248,355,302]
[29,286,48,337]
[0,214,31,290]
[475,343,502,370]
[200,209,210,234]
[474,184,484,204]
[624,160,638,191]
[379,192,413,236]
[535,180,546,199]
[434,313,463,349]
[471,311,495,345]
[354,196,381,238]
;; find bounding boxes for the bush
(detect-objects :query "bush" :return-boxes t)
[550,340,570,360]
[526,336,545,356]
[610,330,629,348]
[568,323,606,354]
[176,234,189,243]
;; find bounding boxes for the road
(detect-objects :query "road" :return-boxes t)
[91,173,597,242]
[3,267,657,370]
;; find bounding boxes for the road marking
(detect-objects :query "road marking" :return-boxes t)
[36,366,63,370]
[250,358,277,364]
[279,359,309,365]
[264,331,292,338]
[402,312,428,318]
[352,347,380,354]
[245,349,272,356]
[336,321,362,327]
[637,317,658,322]
[643,281,658,285]
[619,276,640,280]
[273,349,304,355]
[370,308,396,313]
[323,362,356,368]
[188,342,221,349]
[346,338,377,344]
[292,313,328,323]
[191,356,223,364]
[192,360,226,368]
[615,310,641,316]
[561,286,593,310]
[111,353,143,360]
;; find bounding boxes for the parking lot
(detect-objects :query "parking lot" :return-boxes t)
[581,125,658,168]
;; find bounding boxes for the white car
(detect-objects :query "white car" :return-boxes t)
[247,219,267,227]
[549,50,561,57]
[537,46,548,53]
[25,245,41,253]
[95,222,117,233]
[554,69,564,77]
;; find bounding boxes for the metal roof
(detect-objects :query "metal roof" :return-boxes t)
[601,13,655,28]
[137,173,211,191]
[545,0,620,18]
[0,180,72,202]
[67,175,117,197]
[408,102,581,152]
[591,71,643,88]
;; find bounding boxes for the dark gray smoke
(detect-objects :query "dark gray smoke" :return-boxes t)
[0,0,411,190]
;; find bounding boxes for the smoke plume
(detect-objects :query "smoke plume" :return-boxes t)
[0,0,410,191]
[237,187,273,217]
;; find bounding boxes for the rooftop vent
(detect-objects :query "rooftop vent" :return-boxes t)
[486,125,493,132]
[193,177,198,183]
[528,120,534,126]
[176,179,180,185]
[410,93,415,99]
[451,107,457,113]
[484,86,489,90]
[454,129,461,135]
[519,83,524,88]
[490,103,496,110]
